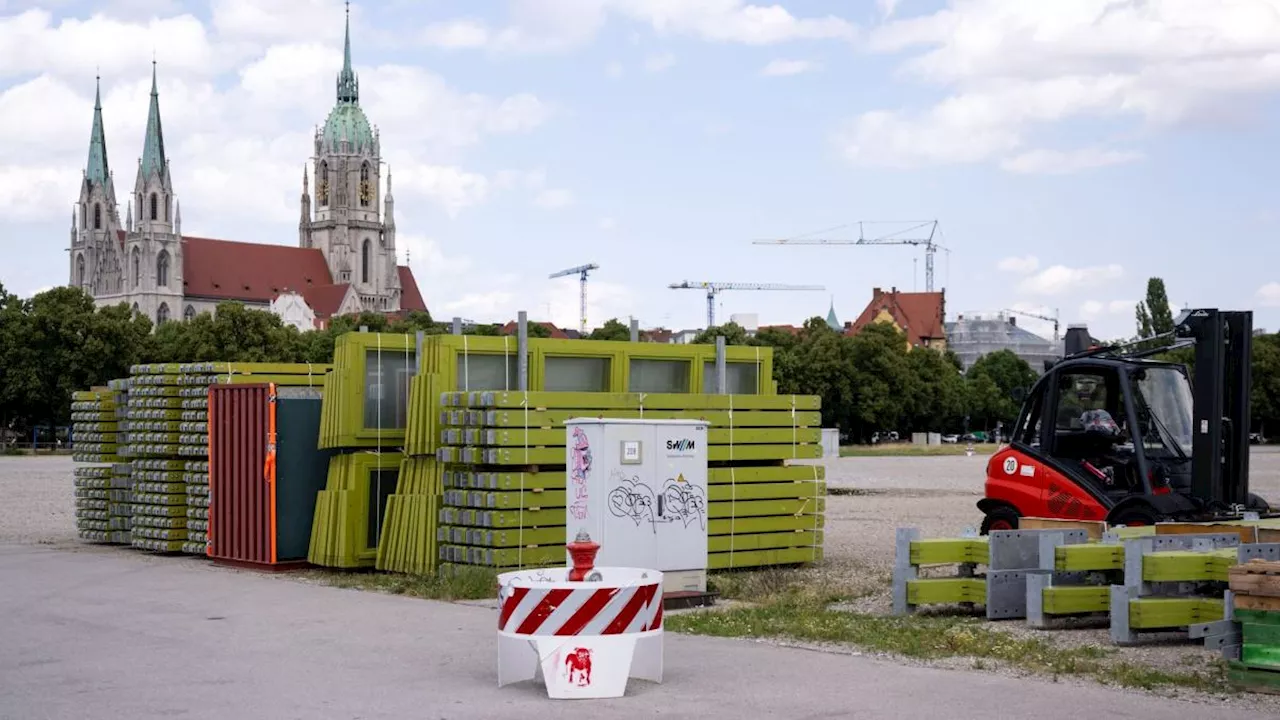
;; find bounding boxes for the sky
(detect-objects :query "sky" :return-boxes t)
[5,0,1280,343]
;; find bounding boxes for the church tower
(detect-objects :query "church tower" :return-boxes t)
[70,77,124,297]
[304,3,400,311]
[124,63,184,323]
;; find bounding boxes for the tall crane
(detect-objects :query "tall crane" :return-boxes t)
[668,281,825,327]
[753,220,946,292]
[1002,307,1061,344]
[549,263,599,335]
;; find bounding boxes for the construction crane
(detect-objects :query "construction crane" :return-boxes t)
[1002,307,1061,344]
[753,220,946,292]
[549,263,599,335]
[668,281,825,327]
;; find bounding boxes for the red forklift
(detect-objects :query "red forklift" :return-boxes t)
[978,308,1272,532]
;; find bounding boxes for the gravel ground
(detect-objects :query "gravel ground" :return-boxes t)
[8,449,1280,707]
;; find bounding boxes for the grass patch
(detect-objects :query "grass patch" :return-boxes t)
[668,593,1230,693]
[303,565,497,602]
[839,444,991,458]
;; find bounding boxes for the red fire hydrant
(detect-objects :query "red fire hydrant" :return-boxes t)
[566,529,600,581]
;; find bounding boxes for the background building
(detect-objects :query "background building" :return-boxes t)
[946,312,1060,373]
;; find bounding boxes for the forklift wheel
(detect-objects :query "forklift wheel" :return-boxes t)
[1110,505,1159,528]
[980,507,1020,535]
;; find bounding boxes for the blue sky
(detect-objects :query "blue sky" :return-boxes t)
[4,0,1280,341]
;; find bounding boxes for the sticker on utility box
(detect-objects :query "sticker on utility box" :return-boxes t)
[621,440,642,464]
[1003,457,1018,475]
[1019,464,1035,477]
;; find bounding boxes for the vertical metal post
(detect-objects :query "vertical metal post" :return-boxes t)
[630,317,639,343]
[518,310,529,391]
[452,316,462,335]
[715,336,727,394]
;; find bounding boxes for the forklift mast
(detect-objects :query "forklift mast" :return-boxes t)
[1174,309,1253,507]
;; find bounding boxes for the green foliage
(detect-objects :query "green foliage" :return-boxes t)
[692,322,754,346]
[964,349,1037,429]
[589,318,632,341]
[1135,277,1175,338]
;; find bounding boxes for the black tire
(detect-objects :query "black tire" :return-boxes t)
[980,506,1020,535]
[1110,505,1160,527]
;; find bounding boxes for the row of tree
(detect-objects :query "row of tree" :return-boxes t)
[3,278,1278,440]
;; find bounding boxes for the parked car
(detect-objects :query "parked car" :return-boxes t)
[941,434,959,444]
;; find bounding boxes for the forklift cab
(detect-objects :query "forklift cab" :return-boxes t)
[1015,357,1193,500]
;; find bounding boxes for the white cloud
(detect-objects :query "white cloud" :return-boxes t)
[209,0,347,44]
[0,9,221,80]
[598,217,617,231]
[0,163,78,222]
[605,61,624,78]
[544,276,634,331]
[760,59,822,77]
[1258,282,1280,307]
[643,52,676,73]
[996,255,1039,273]
[440,290,517,319]
[1080,299,1135,317]
[1001,147,1143,175]
[844,0,1280,170]
[398,233,474,278]
[1018,263,1124,296]
[422,0,857,53]
[395,165,491,217]
[533,188,576,209]
[876,0,901,18]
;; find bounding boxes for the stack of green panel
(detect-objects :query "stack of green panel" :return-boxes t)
[125,362,331,554]
[1227,561,1280,691]
[308,451,403,568]
[433,391,825,573]
[376,456,443,574]
[71,387,129,543]
[319,333,417,449]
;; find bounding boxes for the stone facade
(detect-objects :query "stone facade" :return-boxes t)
[68,8,419,327]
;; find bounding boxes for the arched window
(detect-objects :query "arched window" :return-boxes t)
[361,238,371,284]
[131,302,139,315]
[93,203,102,230]
[184,304,196,321]
[165,195,170,222]
[156,250,170,287]
[150,193,158,221]
[76,254,85,288]
[81,205,86,230]
[359,163,370,207]
[131,247,141,288]
[318,161,329,206]
[157,302,170,324]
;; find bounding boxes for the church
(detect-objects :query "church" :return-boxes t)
[67,8,426,329]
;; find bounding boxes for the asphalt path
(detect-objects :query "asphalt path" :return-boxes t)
[2,545,1263,719]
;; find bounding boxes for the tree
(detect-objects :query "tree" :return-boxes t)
[844,322,914,439]
[1253,333,1280,437]
[965,349,1037,430]
[1135,277,1175,338]
[692,322,754,346]
[589,318,632,341]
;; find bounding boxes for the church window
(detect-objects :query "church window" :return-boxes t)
[318,162,329,207]
[359,163,371,207]
[362,239,371,284]
[81,205,86,230]
[76,254,85,288]
[131,303,139,315]
[150,193,158,221]
[157,302,170,324]
[157,250,170,287]
[131,247,141,288]
[184,305,196,321]
[165,195,170,222]
[93,203,102,230]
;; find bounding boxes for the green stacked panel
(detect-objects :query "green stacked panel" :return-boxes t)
[375,456,443,574]
[432,391,825,573]
[308,451,403,568]
[124,362,331,554]
[72,387,131,544]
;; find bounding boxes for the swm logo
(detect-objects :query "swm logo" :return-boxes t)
[665,439,696,452]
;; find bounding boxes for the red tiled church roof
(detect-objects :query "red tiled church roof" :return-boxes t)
[848,287,946,346]
[113,231,426,314]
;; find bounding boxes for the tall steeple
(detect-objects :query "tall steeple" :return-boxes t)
[86,76,111,186]
[140,61,167,180]
[135,60,175,234]
[336,1,358,104]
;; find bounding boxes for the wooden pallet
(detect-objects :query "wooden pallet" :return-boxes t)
[1230,560,1280,609]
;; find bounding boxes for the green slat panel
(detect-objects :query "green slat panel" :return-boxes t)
[909,538,988,565]
[907,578,986,605]
[1042,585,1110,614]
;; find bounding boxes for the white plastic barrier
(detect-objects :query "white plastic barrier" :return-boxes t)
[497,567,664,699]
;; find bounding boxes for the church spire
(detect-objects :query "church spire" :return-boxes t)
[85,75,110,185]
[336,1,359,104]
[140,61,167,180]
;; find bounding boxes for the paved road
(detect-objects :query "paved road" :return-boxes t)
[0,545,1257,720]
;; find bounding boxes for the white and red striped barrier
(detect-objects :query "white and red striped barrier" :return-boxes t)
[496,567,664,699]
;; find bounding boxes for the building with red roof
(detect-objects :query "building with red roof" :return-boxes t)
[847,286,948,351]
[67,7,425,329]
